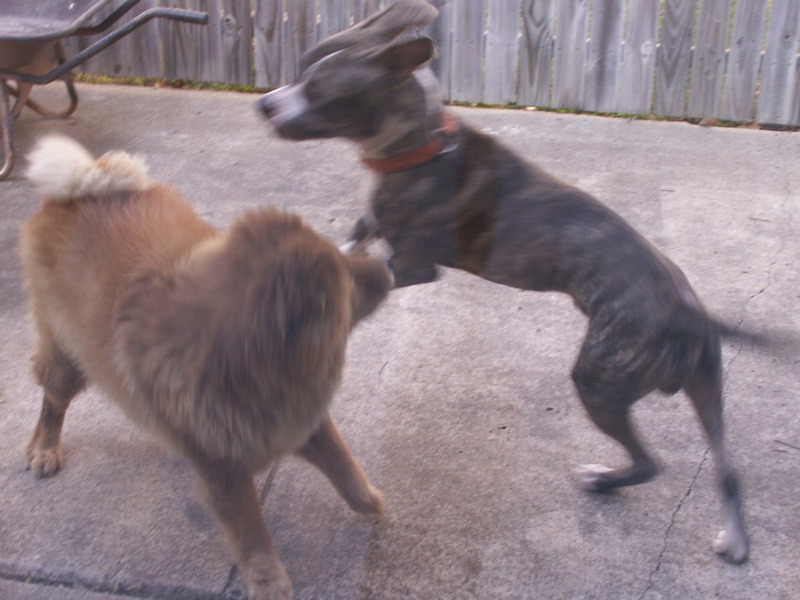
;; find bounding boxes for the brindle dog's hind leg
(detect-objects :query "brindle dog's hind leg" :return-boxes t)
[683,338,748,564]
[26,337,86,477]
[570,334,659,492]
[570,393,659,492]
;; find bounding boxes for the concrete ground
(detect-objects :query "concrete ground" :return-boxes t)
[0,83,798,600]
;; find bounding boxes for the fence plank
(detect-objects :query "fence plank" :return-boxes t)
[519,0,554,107]
[484,0,522,104]
[688,0,731,118]
[758,0,800,125]
[794,58,800,125]
[585,0,623,113]
[553,0,589,110]
[117,0,161,78]
[285,0,316,83]
[320,0,350,42]
[354,0,383,22]
[655,0,696,117]
[616,0,658,115]
[220,0,253,84]
[55,0,800,127]
[254,0,283,88]
[134,20,163,79]
[160,0,205,81]
[62,0,161,78]
[182,0,226,83]
[450,0,485,102]
[428,0,452,98]
[719,0,767,122]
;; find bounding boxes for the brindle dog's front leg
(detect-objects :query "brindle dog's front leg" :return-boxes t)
[389,253,439,288]
[190,456,292,600]
[340,213,380,254]
[344,214,438,288]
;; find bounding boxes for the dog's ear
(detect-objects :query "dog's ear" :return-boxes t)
[375,37,436,76]
[300,0,438,73]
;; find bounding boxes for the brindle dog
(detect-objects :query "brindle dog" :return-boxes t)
[259,0,752,564]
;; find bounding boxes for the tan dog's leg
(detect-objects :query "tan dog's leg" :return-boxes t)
[297,415,384,516]
[26,339,86,477]
[191,457,292,600]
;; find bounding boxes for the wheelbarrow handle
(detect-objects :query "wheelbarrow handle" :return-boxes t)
[0,8,209,85]
[74,0,144,36]
[138,8,209,27]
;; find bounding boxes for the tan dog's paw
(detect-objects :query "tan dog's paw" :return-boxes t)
[26,444,63,478]
[346,484,385,517]
[247,577,293,600]
[243,556,293,600]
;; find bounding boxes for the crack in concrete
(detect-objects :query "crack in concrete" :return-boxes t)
[637,159,796,600]
[636,451,709,600]
[0,463,287,599]
[0,560,231,599]
[737,153,794,327]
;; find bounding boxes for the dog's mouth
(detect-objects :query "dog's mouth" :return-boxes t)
[259,102,340,143]
[257,87,311,138]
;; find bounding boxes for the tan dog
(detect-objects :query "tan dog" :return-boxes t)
[20,136,392,600]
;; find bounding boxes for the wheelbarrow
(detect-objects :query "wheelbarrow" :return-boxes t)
[0,0,208,180]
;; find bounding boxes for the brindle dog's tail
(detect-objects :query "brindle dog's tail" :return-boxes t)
[682,307,796,356]
[711,318,769,346]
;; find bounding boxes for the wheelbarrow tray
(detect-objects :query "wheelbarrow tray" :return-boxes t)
[0,0,207,180]
[0,0,115,41]
[0,0,207,81]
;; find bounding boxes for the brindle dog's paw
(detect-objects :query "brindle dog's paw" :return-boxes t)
[26,444,63,478]
[574,464,615,492]
[713,529,749,564]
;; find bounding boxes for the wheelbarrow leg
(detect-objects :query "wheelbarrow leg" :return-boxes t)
[11,79,79,119]
[9,80,32,118]
[8,44,79,119]
[0,79,14,181]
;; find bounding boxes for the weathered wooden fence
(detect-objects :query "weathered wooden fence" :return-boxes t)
[63,0,800,126]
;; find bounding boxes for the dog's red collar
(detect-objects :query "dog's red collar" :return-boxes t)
[361,111,460,173]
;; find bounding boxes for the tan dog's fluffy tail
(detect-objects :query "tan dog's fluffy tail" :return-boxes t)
[26,135,150,202]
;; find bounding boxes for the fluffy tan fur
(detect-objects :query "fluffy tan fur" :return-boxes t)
[20,136,392,600]
[26,135,150,201]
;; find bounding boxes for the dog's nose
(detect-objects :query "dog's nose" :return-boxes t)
[257,94,276,118]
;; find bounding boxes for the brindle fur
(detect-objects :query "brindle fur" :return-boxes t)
[259,0,752,564]
[20,136,392,600]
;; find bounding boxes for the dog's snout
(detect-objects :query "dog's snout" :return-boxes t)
[255,85,313,140]
[257,93,276,118]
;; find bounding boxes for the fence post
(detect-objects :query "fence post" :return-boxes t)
[758,0,800,125]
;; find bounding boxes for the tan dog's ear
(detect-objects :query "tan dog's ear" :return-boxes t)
[346,254,393,325]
